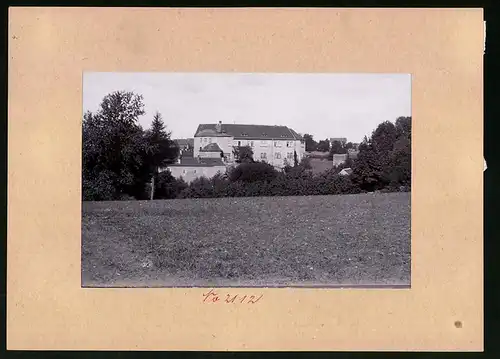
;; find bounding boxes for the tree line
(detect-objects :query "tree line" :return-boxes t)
[83,90,411,201]
[83,91,179,201]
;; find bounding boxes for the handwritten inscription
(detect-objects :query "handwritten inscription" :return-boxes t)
[202,289,263,304]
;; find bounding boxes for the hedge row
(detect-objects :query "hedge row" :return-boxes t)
[154,162,409,200]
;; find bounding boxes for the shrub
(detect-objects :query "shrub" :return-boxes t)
[228,161,278,183]
[154,170,188,199]
[82,170,117,201]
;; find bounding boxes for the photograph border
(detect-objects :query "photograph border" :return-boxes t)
[7,7,483,351]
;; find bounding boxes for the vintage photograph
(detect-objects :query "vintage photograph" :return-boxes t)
[82,72,411,288]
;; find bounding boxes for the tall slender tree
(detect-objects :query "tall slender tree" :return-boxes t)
[144,111,179,199]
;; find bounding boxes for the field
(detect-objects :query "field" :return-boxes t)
[82,192,411,287]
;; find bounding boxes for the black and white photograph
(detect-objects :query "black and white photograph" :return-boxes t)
[82,72,412,288]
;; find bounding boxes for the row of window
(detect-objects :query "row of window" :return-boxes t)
[199,138,298,147]
[259,152,295,160]
[235,140,296,147]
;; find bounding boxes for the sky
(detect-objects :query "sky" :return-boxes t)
[83,72,411,144]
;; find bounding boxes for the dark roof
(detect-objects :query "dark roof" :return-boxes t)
[194,124,303,140]
[200,143,222,152]
[168,152,225,167]
[180,148,194,157]
[174,138,194,147]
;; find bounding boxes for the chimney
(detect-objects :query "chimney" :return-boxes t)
[216,121,222,133]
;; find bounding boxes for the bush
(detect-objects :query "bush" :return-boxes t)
[82,170,117,201]
[228,161,278,183]
[154,170,188,199]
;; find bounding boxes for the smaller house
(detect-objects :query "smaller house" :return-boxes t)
[161,151,226,184]
[339,168,353,176]
[199,143,224,159]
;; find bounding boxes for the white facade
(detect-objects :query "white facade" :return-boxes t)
[194,136,233,160]
[194,136,305,169]
[166,165,226,184]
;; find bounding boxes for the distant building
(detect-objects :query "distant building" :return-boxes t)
[193,121,306,169]
[163,121,305,183]
[339,168,353,176]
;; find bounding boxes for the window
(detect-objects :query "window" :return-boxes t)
[183,170,186,174]
[287,152,293,159]
[208,138,212,143]
[250,141,254,147]
[275,152,281,159]
[260,153,267,159]
[238,141,241,146]
[194,170,197,173]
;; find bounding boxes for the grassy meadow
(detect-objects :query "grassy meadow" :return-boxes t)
[82,192,411,287]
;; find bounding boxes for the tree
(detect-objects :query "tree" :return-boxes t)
[144,111,179,199]
[82,91,146,201]
[303,134,318,152]
[228,162,278,183]
[293,150,299,167]
[395,116,411,139]
[345,142,354,150]
[232,145,254,163]
[371,121,398,155]
[154,170,188,199]
[316,139,330,152]
[351,117,412,191]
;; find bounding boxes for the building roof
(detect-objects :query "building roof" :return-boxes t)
[174,138,194,147]
[168,152,225,167]
[194,123,303,140]
[199,143,222,152]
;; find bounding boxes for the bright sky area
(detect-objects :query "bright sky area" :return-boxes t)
[83,72,411,144]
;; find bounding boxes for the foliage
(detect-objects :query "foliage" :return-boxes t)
[303,133,318,152]
[154,170,188,199]
[228,161,278,183]
[82,91,146,201]
[316,139,330,152]
[232,145,254,163]
[330,140,348,154]
[144,111,179,170]
[82,91,179,201]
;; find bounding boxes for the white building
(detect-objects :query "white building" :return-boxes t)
[193,121,306,169]
[161,149,226,184]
